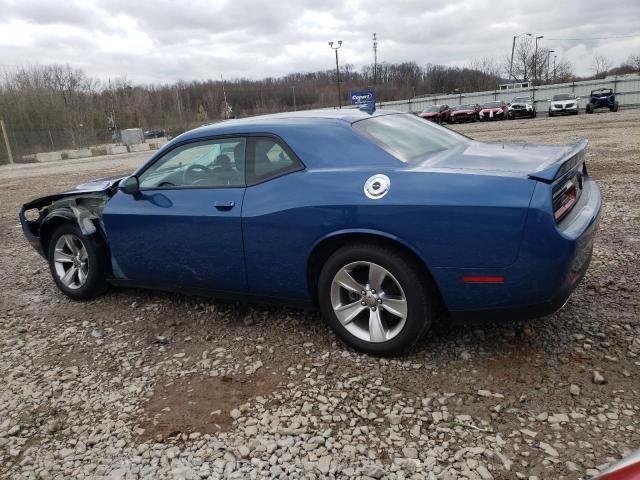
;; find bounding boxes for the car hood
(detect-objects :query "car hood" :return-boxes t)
[420,112,439,117]
[552,100,577,106]
[509,102,531,108]
[479,107,504,113]
[410,140,584,179]
[23,175,124,211]
[63,175,124,194]
[452,109,475,114]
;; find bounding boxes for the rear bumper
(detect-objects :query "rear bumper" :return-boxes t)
[437,176,602,320]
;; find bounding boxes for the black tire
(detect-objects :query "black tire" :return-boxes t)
[47,223,109,300]
[317,243,438,356]
[586,103,593,114]
[612,101,619,112]
[548,111,554,117]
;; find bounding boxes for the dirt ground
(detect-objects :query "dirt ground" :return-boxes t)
[0,110,638,480]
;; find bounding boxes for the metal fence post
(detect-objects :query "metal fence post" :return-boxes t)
[0,119,14,165]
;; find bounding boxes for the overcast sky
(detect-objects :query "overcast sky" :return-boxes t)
[1,0,639,85]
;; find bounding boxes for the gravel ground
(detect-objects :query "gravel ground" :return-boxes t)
[0,110,638,480]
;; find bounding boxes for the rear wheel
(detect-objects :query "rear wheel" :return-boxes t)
[47,223,109,300]
[586,103,594,114]
[318,244,437,356]
[611,101,619,112]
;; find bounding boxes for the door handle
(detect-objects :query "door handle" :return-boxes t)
[214,201,235,211]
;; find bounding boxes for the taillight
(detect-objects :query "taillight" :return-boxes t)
[552,169,583,222]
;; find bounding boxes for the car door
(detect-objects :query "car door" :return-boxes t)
[102,137,247,294]
[241,136,307,300]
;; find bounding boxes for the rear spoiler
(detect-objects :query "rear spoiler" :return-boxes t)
[528,139,588,183]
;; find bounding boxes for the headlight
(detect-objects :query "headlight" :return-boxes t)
[497,109,503,113]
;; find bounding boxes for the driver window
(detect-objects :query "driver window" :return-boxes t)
[139,137,246,189]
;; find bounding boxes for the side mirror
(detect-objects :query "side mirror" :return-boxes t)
[119,176,139,195]
[576,96,581,100]
[547,99,551,102]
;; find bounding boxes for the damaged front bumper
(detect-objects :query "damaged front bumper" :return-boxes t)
[19,176,122,258]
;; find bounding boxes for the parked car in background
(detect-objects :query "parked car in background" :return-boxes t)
[419,105,452,124]
[449,104,481,123]
[478,101,508,120]
[19,109,601,356]
[508,96,536,119]
[144,129,167,139]
[548,93,580,117]
[586,88,619,114]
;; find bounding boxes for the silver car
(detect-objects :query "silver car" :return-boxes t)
[548,93,580,116]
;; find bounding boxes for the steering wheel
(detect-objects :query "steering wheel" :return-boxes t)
[182,164,212,185]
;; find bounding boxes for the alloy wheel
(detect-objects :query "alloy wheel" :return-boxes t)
[330,261,407,343]
[53,234,89,290]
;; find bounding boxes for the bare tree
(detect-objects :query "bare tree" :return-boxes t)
[592,56,612,79]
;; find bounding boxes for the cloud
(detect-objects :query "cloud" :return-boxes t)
[0,0,638,84]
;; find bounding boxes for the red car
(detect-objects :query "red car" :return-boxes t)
[450,104,481,123]
[590,449,640,479]
[419,104,452,124]
[478,101,508,121]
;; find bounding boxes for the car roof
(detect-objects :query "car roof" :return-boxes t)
[178,108,401,141]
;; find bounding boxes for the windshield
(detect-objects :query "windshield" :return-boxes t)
[423,106,439,113]
[352,113,469,163]
[482,101,502,108]
[512,96,531,103]
[552,93,576,101]
[453,104,473,111]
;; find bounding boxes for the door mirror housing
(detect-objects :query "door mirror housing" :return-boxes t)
[119,176,139,195]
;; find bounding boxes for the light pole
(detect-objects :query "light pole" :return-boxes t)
[546,49,555,84]
[290,86,296,111]
[553,54,557,82]
[509,32,532,82]
[533,35,544,85]
[329,40,343,108]
[373,33,378,85]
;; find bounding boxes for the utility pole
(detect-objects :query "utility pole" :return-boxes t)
[553,55,557,82]
[290,86,296,111]
[509,33,531,81]
[0,119,14,165]
[329,40,343,108]
[373,33,378,85]
[533,35,544,85]
[546,49,555,84]
[221,75,232,119]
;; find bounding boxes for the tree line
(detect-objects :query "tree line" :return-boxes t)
[0,52,638,163]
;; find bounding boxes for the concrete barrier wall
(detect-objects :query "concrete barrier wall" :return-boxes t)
[128,143,150,152]
[65,149,93,160]
[35,152,63,162]
[28,138,167,163]
[107,145,128,155]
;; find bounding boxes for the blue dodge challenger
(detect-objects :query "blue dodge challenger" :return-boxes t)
[20,109,601,355]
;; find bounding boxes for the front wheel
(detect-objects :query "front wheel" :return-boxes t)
[47,223,109,300]
[318,244,437,356]
[586,103,594,114]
